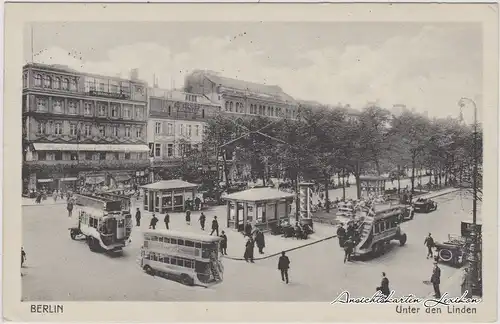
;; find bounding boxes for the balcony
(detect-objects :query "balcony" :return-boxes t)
[23,159,151,172]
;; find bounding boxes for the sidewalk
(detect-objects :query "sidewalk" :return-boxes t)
[22,197,67,206]
[131,200,336,261]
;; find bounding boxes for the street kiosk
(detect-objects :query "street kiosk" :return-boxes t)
[223,188,295,233]
[359,176,388,198]
[142,180,199,213]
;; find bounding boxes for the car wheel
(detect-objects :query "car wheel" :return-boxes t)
[399,234,407,246]
[180,274,194,286]
[143,265,154,276]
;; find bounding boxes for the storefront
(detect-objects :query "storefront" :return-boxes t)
[142,180,199,213]
[223,188,295,233]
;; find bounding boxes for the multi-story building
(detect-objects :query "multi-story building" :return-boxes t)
[146,87,221,175]
[22,63,150,192]
[184,70,299,120]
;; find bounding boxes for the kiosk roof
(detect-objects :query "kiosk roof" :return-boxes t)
[223,187,295,202]
[141,180,199,190]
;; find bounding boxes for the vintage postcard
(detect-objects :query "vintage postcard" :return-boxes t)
[2,2,499,322]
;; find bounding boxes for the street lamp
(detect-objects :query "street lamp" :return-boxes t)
[457,97,481,297]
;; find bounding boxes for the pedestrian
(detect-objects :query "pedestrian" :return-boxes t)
[244,222,252,236]
[424,233,435,259]
[149,213,158,230]
[278,251,290,284]
[35,192,42,204]
[53,190,58,202]
[344,237,354,263]
[244,235,255,263]
[195,196,201,211]
[135,207,141,226]
[67,199,74,218]
[430,262,441,298]
[255,229,266,254]
[210,216,219,236]
[337,223,346,247]
[461,268,470,297]
[219,231,228,255]
[185,209,191,225]
[377,272,390,297]
[21,247,27,268]
[164,213,170,230]
[199,212,206,231]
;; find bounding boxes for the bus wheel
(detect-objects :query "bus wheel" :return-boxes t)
[88,238,99,252]
[70,229,78,240]
[143,265,154,276]
[399,234,407,246]
[180,274,194,286]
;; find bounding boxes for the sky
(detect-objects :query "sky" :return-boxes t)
[24,22,483,121]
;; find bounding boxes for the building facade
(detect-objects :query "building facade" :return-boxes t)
[22,63,150,192]
[146,87,221,171]
[184,70,299,120]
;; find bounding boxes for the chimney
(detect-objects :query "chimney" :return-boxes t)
[130,68,139,81]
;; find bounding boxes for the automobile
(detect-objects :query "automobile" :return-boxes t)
[413,198,438,213]
[400,205,414,221]
[434,235,466,268]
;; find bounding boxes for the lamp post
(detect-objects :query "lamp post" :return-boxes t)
[458,97,481,297]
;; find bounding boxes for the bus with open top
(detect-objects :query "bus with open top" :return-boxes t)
[69,193,132,254]
[352,204,407,258]
[139,229,224,287]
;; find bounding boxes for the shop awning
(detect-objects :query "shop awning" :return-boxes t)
[114,174,131,182]
[85,176,105,185]
[37,179,53,183]
[60,177,78,181]
[32,143,150,152]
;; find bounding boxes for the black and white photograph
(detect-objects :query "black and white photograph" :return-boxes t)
[3,2,498,323]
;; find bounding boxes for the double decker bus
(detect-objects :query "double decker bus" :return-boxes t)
[69,193,133,254]
[139,230,224,287]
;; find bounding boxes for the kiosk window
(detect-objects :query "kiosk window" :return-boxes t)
[185,240,194,247]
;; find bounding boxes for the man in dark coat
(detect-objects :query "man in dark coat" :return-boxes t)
[244,223,252,237]
[219,230,228,255]
[199,212,206,231]
[278,251,290,284]
[149,214,158,230]
[255,230,265,254]
[244,235,255,263]
[185,210,191,225]
[67,199,74,217]
[164,213,170,230]
[135,208,141,226]
[430,262,441,298]
[337,224,346,247]
[195,197,201,211]
[344,237,354,263]
[377,272,390,297]
[424,233,435,259]
[210,216,219,236]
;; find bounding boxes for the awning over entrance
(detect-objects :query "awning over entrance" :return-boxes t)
[85,176,105,185]
[32,143,150,152]
[60,177,78,181]
[37,179,53,183]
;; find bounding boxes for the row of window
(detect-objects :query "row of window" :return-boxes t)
[373,218,399,234]
[34,97,144,120]
[154,122,203,137]
[36,151,147,162]
[145,234,216,249]
[152,143,199,158]
[145,252,195,269]
[224,100,296,118]
[26,73,78,91]
[84,77,132,95]
[36,120,144,138]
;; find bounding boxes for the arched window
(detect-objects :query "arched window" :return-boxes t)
[225,102,229,111]
[70,79,77,91]
[229,102,233,111]
[235,102,239,112]
[53,77,61,89]
[62,78,69,90]
[43,75,51,88]
[34,74,42,87]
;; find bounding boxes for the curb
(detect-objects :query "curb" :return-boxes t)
[22,202,67,207]
[223,234,338,261]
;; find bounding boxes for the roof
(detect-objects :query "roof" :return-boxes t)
[142,229,222,243]
[33,143,150,152]
[202,72,295,103]
[141,180,199,190]
[148,87,218,106]
[222,188,295,202]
